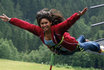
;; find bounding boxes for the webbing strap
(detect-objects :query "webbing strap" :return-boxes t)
[76,44,84,51]
[55,36,64,48]
[49,36,64,51]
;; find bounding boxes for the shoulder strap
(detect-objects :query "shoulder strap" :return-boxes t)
[54,32,60,43]
[54,32,64,48]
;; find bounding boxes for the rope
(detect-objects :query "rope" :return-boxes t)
[50,53,55,65]
[50,53,55,70]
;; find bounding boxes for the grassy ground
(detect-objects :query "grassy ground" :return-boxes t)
[0,59,101,70]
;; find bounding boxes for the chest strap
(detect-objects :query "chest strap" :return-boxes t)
[49,36,64,52]
[55,36,64,48]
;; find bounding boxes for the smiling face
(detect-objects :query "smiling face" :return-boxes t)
[40,18,52,32]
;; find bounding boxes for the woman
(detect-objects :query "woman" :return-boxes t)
[0,8,102,55]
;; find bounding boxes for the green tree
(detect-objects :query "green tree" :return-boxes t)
[69,18,90,38]
[0,38,18,60]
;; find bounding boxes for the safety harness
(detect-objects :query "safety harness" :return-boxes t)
[49,36,64,70]
[49,36,85,70]
[49,36,64,52]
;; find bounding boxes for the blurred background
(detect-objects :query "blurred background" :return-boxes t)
[0,0,104,69]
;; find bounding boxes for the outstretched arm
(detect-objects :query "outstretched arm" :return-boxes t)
[54,7,88,34]
[0,14,42,36]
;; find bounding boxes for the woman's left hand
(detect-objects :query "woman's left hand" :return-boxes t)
[78,7,88,16]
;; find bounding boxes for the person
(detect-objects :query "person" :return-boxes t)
[0,8,103,55]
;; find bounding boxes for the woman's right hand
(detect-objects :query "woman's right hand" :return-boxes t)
[0,14,11,22]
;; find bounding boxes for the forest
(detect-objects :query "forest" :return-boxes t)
[0,0,104,69]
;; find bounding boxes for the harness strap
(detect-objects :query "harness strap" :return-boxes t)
[49,36,64,50]
[76,44,84,51]
[55,36,64,48]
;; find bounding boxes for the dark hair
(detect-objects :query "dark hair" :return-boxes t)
[36,8,65,26]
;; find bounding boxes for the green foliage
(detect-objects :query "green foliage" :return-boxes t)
[15,44,51,64]
[0,0,104,69]
[69,18,90,38]
[0,38,18,60]
[0,0,104,52]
